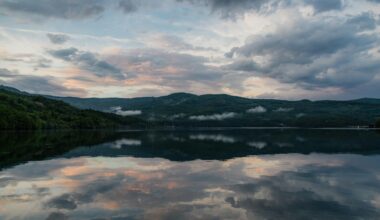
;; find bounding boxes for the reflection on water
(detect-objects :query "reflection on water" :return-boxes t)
[0,129,380,220]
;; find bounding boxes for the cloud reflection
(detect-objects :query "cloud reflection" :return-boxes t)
[0,154,379,219]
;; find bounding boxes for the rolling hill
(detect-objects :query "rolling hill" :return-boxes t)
[49,91,380,128]
[0,87,142,130]
[1,85,379,128]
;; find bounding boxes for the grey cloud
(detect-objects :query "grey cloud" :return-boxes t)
[9,76,85,96]
[0,0,105,20]
[0,68,16,77]
[107,48,226,92]
[48,48,78,61]
[0,0,379,22]
[46,175,126,211]
[177,0,281,19]
[47,194,78,210]
[225,165,380,220]
[48,48,125,79]
[304,0,343,13]
[0,0,161,20]
[34,58,52,69]
[118,0,164,14]
[45,212,69,220]
[3,154,380,219]
[177,0,380,19]
[119,0,139,13]
[176,0,347,19]
[156,35,218,51]
[46,33,70,44]
[0,68,86,96]
[189,112,237,121]
[226,13,380,89]
[348,12,377,31]
[2,53,53,69]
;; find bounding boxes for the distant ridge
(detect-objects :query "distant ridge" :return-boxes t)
[2,85,380,128]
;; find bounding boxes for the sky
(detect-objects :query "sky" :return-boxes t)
[0,0,379,99]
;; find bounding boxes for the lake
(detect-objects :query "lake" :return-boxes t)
[1,129,380,220]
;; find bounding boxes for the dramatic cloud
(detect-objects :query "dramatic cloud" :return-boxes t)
[45,212,68,220]
[179,0,380,18]
[189,112,237,120]
[118,0,139,13]
[46,33,70,44]
[106,48,226,92]
[304,0,344,13]
[0,0,105,20]
[1,0,377,22]
[0,0,379,99]
[7,76,85,96]
[0,68,86,96]
[48,48,126,79]
[2,153,380,219]
[152,35,218,52]
[226,13,380,90]
[176,0,281,19]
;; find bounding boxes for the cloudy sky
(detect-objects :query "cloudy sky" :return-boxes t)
[0,0,379,99]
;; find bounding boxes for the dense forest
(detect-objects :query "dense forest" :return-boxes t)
[0,89,142,130]
[1,86,380,129]
[53,92,380,128]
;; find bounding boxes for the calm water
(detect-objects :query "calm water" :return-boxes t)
[0,129,380,220]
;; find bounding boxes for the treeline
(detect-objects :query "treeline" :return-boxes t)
[0,131,126,169]
[0,89,143,130]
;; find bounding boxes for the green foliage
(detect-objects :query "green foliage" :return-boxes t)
[0,89,143,130]
[2,86,380,129]
[55,93,380,128]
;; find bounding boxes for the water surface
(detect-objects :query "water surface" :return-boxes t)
[0,129,380,220]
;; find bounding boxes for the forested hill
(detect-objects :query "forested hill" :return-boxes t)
[0,88,141,130]
[51,93,380,128]
[1,85,380,128]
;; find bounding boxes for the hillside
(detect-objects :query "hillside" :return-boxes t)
[50,92,380,128]
[1,85,379,128]
[0,88,142,130]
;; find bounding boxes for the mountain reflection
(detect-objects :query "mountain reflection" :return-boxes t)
[0,154,379,220]
[0,129,380,220]
[1,129,380,168]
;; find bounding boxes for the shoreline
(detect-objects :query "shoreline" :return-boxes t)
[1,127,379,133]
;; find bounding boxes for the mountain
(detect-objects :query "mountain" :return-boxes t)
[2,85,379,128]
[0,88,143,130]
[49,91,380,128]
